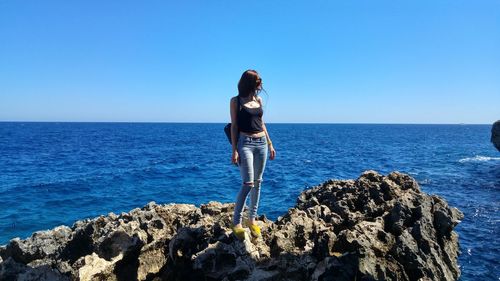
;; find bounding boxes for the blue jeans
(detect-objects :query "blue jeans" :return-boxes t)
[233,133,268,225]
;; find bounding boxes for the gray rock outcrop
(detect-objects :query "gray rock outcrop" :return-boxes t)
[492,120,500,151]
[0,171,464,281]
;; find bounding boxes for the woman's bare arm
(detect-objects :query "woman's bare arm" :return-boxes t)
[262,120,272,146]
[230,97,239,152]
[258,97,276,160]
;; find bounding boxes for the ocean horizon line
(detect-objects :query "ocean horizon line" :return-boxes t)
[0,121,491,125]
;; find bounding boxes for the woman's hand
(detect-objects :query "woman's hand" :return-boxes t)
[231,150,239,165]
[269,144,276,160]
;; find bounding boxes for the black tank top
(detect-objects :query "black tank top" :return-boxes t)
[237,97,263,133]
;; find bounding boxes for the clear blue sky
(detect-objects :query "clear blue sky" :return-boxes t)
[0,1,498,123]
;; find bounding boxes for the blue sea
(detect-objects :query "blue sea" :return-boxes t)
[0,122,498,280]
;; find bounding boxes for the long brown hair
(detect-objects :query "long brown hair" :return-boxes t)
[237,69,262,98]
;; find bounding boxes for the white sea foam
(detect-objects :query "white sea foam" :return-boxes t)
[418,179,432,185]
[458,155,500,163]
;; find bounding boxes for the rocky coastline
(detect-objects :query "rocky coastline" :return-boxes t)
[492,120,500,152]
[0,171,463,281]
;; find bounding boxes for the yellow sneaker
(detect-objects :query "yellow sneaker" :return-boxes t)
[231,225,246,241]
[246,221,261,238]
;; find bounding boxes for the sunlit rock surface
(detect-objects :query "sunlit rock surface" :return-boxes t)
[0,171,463,281]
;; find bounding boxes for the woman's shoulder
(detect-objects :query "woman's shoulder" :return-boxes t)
[256,96,263,105]
[230,96,239,103]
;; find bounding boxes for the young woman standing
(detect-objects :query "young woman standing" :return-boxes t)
[230,69,276,240]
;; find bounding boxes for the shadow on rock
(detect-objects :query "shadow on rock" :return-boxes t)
[0,171,463,281]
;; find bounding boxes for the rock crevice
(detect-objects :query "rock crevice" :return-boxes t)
[0,171,463,281]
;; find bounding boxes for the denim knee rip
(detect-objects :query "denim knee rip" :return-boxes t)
[233,135,268,225]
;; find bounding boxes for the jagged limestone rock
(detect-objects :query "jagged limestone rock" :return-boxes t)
[492,120,500,151]
[0,171,463,281]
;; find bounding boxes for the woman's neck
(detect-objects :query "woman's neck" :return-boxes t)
[240,95,255,102]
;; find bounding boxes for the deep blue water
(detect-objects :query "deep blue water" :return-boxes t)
[0,122,498,280]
